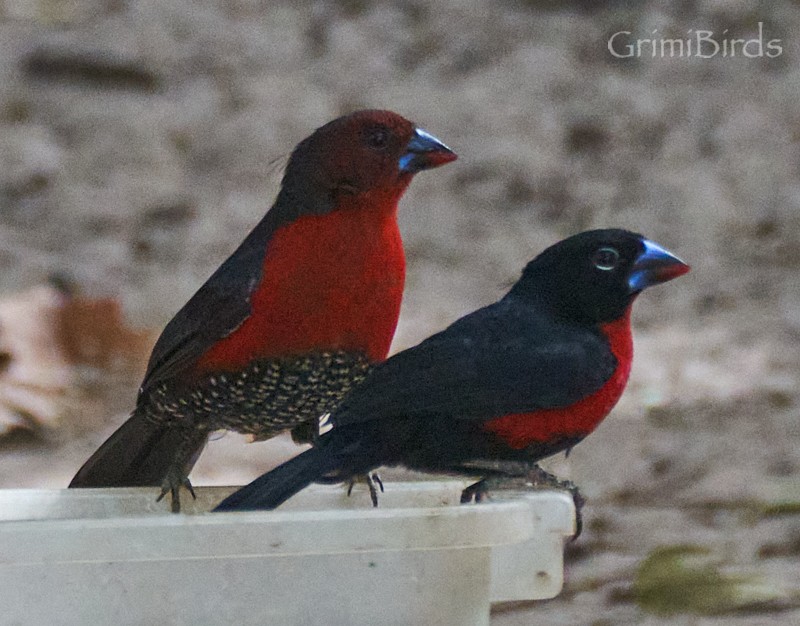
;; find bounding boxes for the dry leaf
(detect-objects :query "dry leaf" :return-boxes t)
[58,293,153,373]
[0,284,153,437]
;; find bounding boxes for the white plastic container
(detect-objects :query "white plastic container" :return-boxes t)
[0,482,574,626]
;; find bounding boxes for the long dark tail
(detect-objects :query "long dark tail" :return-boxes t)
[213,443,347,511]
[215,424,392,511]
[69,412,206,488]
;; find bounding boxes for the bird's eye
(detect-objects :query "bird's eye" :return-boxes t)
[365,127,390,150]
[592,246,620,271]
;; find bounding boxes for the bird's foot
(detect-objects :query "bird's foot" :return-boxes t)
[523,466,585,539]
[459,475,535,503]
[460,479,491,504]
[156,470,196,513]
[460,464,585,540]
[346,472,384,507]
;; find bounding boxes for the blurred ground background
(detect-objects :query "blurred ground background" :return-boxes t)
[1,0,799,623]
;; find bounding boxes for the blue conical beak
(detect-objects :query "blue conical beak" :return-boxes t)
[398,128,457,173]
[628,239,690,293]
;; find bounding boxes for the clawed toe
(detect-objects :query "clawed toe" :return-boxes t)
[460,479,489,504]
[459,466,585,540]
[525,468,584,540]
[157,474,196,513]
[346,472,384,506]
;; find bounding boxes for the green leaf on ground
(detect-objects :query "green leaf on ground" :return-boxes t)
[634,544,783,616]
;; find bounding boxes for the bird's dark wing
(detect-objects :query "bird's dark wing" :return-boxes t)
[332,296,617,425]
[139,212,280,393]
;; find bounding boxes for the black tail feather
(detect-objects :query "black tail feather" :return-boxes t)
[69,412,205,488]
[214,444,345,511]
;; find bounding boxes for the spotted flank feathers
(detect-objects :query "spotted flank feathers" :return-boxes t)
[143,351,372,440]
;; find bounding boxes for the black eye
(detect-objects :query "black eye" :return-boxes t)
[592,246,620,271]
[365,127,390,150]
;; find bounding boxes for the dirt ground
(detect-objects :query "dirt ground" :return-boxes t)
[2,0,800,623]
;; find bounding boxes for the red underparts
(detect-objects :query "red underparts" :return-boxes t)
[194,187,407,373]
[482,306,634,450]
